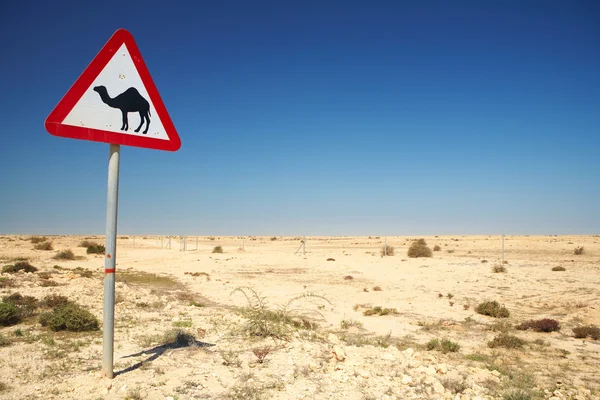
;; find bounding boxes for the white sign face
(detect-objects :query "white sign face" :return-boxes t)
[62,44,169,140]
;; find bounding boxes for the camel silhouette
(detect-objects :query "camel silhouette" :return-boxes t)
[93,86,151,134]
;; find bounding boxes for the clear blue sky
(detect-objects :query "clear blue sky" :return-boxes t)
[1,0,598,236]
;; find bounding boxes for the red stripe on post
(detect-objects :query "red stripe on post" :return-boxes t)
[105,268,116,273]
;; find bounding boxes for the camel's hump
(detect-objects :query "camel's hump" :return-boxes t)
[123,87,141,94]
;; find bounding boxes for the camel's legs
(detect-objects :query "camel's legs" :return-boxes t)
[135,111,145,133]
[143,112,150,134]
[121,111,128,131]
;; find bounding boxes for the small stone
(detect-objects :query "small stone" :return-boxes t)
[382,352,396,361]
[332,345,346,361]
[403,348,415,357]
[359,369,370,379]
[436,364,448,374]
[328,333,340,345]
[401,375,413,385]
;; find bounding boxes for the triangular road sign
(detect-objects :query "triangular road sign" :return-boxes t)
[45,29,181,151]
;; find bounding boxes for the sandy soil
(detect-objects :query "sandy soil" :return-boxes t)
[0,234,599,399]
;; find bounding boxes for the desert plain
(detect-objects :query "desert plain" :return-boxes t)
[0,234,599,400]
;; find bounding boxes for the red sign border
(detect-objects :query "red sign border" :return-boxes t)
[45,29,181,151]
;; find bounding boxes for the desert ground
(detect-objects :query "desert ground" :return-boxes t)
[0,234,599,400]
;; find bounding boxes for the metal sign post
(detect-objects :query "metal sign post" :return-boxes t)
[45,28,181,381]
[102,144,120,378]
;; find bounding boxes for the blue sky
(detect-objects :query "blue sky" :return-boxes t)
[0,0,598,236]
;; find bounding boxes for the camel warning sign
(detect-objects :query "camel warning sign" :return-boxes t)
[45,29,181,151]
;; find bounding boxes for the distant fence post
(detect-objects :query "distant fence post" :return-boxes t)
[502,234,505,263]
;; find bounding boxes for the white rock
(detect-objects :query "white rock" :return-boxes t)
[435,363,448,374]
[358,369,370,379]
[332,345,346,361]
[403,348,415,357]
[401,374,413,385]
[382,352,396,361]
[327,333,340,345]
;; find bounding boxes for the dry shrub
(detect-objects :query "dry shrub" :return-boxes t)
[252,346,273,363]
[53,250,76,260]
[40,295,69,308]
[574,246,584,255]
[380,246,395,256]
[433,245,441,251]
[552,266,566,271]
[30,236,48,244]
[373,286,382,291]
[492,265,507,273]
[476,301,510,318]
[2,261,38,273]
[573,325,600,340]
[86,244,105,254]
[0,278,15,288]
[212,246,223,253]
[34,241,53,251]
[2,293,38,317]
[516,318,560,332]
[407,239,432,258]
[488,333,525,349]
[79,240,98,248]
[344,275,354,280]
[363,306,398,316]
[327,258,335,261]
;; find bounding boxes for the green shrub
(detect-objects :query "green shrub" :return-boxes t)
[39,302,99,332]
[53,249,76,260]
[212,246,223,253]
[34,241,53,250]
[2,261,38,273]
[380,246,395,256]
[488,333,525,349]
[427,338,460,353]
[574,246,584,255]
[476,301,510,318]
[0,302,22,326]
[573,325,600,340]
[407,239,432,258]
[86,244,105,254]
[552,266,566,271]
